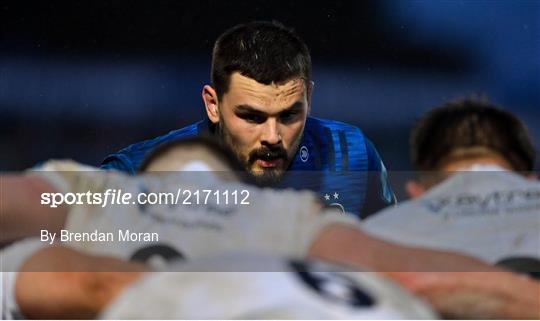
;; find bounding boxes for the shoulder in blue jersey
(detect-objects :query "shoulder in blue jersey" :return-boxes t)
[101,117,396,218]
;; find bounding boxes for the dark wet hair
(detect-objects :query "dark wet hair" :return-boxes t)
[410,98,535,172]
[211,20,311,99]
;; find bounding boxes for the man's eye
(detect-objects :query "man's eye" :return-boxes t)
[280,111,299,123]
[239,114,265,123]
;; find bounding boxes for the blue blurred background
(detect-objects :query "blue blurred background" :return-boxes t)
[1,0,538,195]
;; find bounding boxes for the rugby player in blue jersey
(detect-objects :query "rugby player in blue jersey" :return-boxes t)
[101,21,395,218]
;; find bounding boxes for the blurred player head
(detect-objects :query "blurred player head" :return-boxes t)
[407,98,535,197]
[202,21,313,185]
[139,137,246,182]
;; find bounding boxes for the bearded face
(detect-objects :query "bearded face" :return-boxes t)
[204,72,309,185]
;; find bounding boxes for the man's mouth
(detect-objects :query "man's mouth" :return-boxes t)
[249,148,287,170]
[255,158,284,168]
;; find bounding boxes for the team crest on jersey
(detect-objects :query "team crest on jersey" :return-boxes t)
[300,145,309,162]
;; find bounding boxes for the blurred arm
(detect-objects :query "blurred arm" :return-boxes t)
[387,271,540,319]
[16,246,149,319]
[1,175,67,242]
[309,224,539,319]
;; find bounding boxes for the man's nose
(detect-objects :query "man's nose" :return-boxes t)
[261,119,282,146]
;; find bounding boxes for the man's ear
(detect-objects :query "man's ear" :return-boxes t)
[202,85,220,124]
[405,180,426,199]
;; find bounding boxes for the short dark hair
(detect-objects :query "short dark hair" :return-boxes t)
[410,98,535,172]
[211,21,311,99]
[138,136,244,173]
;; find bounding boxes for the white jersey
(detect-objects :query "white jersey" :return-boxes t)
[363,171,540,264]
[101,254,436,319]
[32,160,359,266]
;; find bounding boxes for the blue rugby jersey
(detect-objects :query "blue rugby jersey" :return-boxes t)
[101,117,396,218]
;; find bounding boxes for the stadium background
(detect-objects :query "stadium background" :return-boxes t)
[1,0,539,199]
